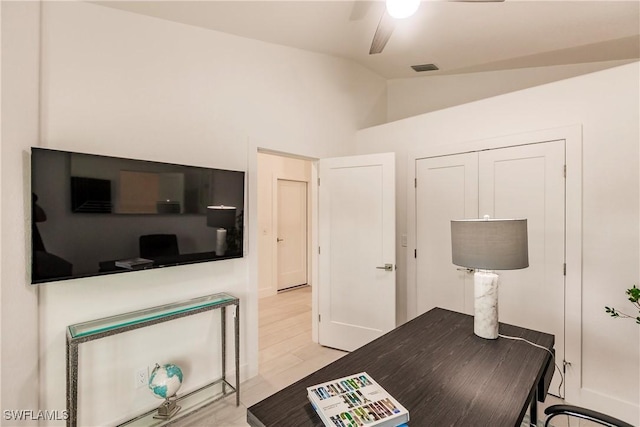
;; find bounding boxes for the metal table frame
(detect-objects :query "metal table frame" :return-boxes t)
[66,293,240,427]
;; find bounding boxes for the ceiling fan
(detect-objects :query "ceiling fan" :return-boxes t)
[370,0,505,55]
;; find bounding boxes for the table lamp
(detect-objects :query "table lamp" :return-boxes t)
[207,205,236,256]
[450,216,528,339]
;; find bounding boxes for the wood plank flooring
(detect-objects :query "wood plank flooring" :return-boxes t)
[175,286,346,426]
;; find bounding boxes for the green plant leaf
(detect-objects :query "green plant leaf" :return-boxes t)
[605,286,640,325]
[626,285,640,303]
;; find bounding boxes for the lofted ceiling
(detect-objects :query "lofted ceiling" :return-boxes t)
[92,0,640,79]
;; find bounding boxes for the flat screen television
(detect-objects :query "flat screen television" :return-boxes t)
[31,148,245,284]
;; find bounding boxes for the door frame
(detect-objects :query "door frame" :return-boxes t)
[407,125,582,402]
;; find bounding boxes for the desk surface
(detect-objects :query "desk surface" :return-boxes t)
[247,308,554,427]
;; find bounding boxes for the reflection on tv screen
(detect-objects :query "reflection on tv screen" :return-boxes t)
[31,148,245,284]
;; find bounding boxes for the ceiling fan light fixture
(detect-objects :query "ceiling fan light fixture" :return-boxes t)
[386,0,421,19]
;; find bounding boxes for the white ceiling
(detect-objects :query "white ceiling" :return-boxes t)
[93,0,640,79]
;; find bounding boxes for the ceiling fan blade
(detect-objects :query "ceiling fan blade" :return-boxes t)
[369,11,396,55]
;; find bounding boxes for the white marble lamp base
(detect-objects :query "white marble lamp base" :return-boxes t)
[474,270,499,339]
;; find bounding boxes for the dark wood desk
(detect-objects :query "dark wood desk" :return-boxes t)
[247,308,554,427]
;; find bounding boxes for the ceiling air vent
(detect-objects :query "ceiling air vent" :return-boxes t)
[411,63,439,72]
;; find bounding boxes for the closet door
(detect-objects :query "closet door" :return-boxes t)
[415,153,478,315]
[415,140,566,396]
[479,140,565,395]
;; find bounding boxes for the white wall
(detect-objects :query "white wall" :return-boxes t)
[387,59,637,121]
[356,62,640,423]
[39,3,387,159]
[1,1,386,425]
[1,2,41,423]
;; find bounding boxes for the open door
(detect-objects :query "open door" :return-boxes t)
[318,153,396,351]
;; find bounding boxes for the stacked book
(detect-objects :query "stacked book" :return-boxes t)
[115,257,153,270]
[307,372,409,427]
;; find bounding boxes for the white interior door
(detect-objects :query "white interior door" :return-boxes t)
[277,179,308,291]
[479,141,565,396]
[416,153,478,315]
[319,153,396,351]
[415,141,566,396]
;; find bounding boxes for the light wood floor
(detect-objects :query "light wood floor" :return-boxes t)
[176,286,346,426]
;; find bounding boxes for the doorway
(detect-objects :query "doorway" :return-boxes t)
[257,152,312,298]
[257,151,398,354]
[256,151,316,376]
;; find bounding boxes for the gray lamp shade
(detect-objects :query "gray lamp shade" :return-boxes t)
[207,205,236,229]
[451,218,528,270]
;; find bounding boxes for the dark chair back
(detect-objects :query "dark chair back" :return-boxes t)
[544,404,634,427]
[139,234,179,259]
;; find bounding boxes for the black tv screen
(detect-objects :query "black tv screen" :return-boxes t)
[31,148,245,284]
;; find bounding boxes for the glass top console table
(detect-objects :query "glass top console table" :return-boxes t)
[66,292,240,427]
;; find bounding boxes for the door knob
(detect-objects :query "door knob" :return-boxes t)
[376,264,394,271]
[277,238,284,242]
